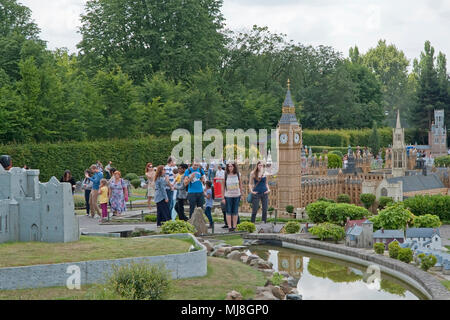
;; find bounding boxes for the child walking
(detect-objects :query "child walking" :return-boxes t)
[98,179,109,222]
[204,181,214,229]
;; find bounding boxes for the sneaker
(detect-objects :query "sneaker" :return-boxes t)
[94,214,100,219]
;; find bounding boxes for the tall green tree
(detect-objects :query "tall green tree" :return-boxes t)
[413,41,441,128]
[362,40,410,125]
[368,120,380,155]
[78,0,226,83]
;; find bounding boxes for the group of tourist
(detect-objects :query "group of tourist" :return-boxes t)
[146,156,271,232]
[79,161,128,222]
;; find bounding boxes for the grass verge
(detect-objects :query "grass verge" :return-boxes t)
[0,257,266,300]
[0,236,191,268]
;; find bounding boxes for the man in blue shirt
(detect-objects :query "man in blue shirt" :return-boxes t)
[184,160,206,218]
[85,164,103,218]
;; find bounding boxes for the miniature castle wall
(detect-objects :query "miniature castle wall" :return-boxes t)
[0,167,79,243]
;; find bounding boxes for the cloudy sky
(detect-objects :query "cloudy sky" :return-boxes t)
[20,0,450,63]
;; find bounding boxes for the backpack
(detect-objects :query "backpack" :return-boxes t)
[187,167,205,188]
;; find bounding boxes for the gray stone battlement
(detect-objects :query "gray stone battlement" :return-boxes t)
[0,166,79,243]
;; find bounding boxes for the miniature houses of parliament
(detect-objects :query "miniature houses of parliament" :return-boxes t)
[238,81,449,214]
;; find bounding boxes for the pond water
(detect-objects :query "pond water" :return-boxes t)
[248,245,427,300]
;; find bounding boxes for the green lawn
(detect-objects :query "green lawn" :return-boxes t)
[441,280,450,291]
[0,236,191,268]
[0,257,266,300]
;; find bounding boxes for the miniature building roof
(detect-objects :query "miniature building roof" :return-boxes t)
[406,228,440,238]
[373,229,405,239]
[346,225,363,236]
[283,88,295,107]
[279,113,299,125]
[345,219,371,231]
[387,174,444,193]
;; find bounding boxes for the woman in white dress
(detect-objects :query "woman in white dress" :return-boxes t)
[145,162,156,211]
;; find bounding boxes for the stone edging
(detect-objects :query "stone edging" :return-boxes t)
[244,233,450,300]
[0,233,206,291]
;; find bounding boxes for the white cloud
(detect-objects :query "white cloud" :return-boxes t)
[17,0,449,61]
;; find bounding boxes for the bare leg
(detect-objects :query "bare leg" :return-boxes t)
[226,215,232,230]
[232,215,238,229]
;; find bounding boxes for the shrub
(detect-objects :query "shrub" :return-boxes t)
[125,173,139,181]
[360,193,376,210]
[403,195,450,221]
[434,155,450,167]
[285,205,294,214]
[378,196,393,210]
[309,223,345,242]
[161,220,196,234]
[270,272,284,286]
[375,203,414,230]
[107,262,171,300]
[325,203,369,226]
[327,153,342,169]
[412,214,441,228]
[317,197,335,203]
[306,201,333,223]
[337,194,351,203]
[388,241,401,259]
[374,243,385,255]
[397,248,413,264]
[284,221,301,234]
[368,215,382,231]
[329,150,344,158]
[236,221,256,233]
[130,178,141,189]
[144,215,157,222]
[418,253,437,271]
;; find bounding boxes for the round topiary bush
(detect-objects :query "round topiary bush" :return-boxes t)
[236,221,256,233]
[284,221,301,234]
[418,253,437,271]
[285,205,294,214]
[125,173,139,181]
[130,178,141,189]
[324,203,369,226]
[306,201,333,223]
[107,262,171,300]
[397,248,413,264]
[360,193,376,210]
[161,220,196,234]
[374,242,385,255]
[309,222,345,242]
[337,194,351,203]
[378,196,393,210]
[327,153,342,169]
[388,241,401,259]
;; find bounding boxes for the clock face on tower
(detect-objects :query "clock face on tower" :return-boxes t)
[294,133,300,144]
[280,133,288,144]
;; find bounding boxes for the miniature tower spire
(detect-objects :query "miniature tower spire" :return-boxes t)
[396,109,401,129]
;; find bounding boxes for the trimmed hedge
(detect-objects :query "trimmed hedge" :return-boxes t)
[403,195,450,221]
[0,136,178,182]
[303,128,423,148]
[325,203,369,226]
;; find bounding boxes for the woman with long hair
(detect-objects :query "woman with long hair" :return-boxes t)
[108,170,127,216]
[60,170,76,194]
[81,169,93,216]
[154,165,171,226]
[249,161,270,223]
[221,162,243,232]
[145,162,156,211]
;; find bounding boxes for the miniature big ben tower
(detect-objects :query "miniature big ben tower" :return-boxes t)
[276,80,302,209]
[392,109,407,177]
